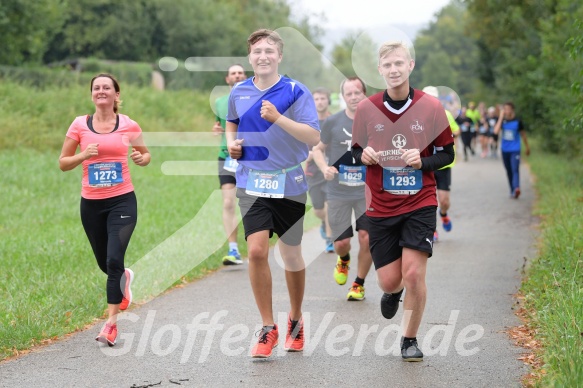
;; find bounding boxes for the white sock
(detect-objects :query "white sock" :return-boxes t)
[229,242,239,252]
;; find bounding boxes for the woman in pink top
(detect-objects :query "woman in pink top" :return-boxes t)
[59,73,151,347]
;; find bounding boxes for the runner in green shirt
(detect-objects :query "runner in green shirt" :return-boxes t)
[212,64,246,264]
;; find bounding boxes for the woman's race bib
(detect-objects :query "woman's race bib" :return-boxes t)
[382,167,422,195]
[88,162,123,187]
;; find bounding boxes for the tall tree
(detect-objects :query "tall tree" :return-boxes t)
[466,0,583,155]
[0,0,66,65]
[411,1,480,99]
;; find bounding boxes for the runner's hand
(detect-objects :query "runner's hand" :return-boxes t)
[260,100,281,123]
[228,139,244,159]
[212,121,224,136]
[361,146,379,165]
[400,148,422,169]
[324,166,338,181]
[83,143,99,160]
[130,148,146,165]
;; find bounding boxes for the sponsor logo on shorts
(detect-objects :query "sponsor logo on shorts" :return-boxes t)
[426,237,433,248]
[295,175,304,184]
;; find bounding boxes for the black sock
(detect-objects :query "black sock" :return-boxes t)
[403,336,417,343]
[354,277,365,286]
[439,211,447,217]
[340,253,350,262]
[263,325,276,331]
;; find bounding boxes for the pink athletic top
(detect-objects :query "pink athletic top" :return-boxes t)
[66,114,142,200]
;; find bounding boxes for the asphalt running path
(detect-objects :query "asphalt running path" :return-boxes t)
[0,153,537,388]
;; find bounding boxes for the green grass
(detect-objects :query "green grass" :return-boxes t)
[521,141,583,386]
[0,146,236,358]
[0,80,318,360]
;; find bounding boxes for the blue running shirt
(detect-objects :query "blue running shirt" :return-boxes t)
[227,76,320,196]
[500,118,524,153]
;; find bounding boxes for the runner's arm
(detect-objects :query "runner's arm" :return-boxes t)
[494,108,504,135]
[351,145,364,165]
[130,134,151,166]
[520,130,530,156]
[226,121,243,159]
[260,100,320,146]
[420,143,455,171]
[59,137,93,171]
[312,142,330,174]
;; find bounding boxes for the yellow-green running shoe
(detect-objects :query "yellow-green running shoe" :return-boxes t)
[333,257,349,285]
[346,283,365,301]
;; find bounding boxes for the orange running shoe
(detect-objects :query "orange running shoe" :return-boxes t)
[119,268,134,311]
[284,315,304,352]
[95,322,117,346]
[251,325,279,358]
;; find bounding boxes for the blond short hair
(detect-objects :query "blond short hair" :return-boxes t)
[247,29,284,54]
[378,41,412,64]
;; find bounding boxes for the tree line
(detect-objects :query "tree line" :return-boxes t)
[1,0,581,155]
[0,0,320,65]
[409,0,582,156]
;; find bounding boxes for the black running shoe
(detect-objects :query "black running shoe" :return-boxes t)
[401,337,424,362]
[380,289,404,319]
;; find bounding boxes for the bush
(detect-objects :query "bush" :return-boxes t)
[80,58,153,87]
[0,65,91,89]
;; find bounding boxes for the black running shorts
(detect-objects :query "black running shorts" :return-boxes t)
[368,206,437,269]
[236,188,306,246]
[218,157,236,187]
[434,168,451,191]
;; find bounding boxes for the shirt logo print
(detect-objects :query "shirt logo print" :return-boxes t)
[392,134,407,149]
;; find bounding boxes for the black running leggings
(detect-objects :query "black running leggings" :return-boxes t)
[80,191,137,304]
[460,132,474,158]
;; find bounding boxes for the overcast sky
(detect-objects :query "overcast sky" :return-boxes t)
[290,0,452,29]
[288,0,453,54]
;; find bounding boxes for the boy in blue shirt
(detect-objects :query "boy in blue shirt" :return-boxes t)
[226,29,320,358]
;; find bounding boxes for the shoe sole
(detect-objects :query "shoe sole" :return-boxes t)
[402,357,423,362]
[95,335,115,347]
[121,269,134,311]
[284,346,304,352]
[223,258,243,265]
[251,344,277,358]
[347,295,365,301]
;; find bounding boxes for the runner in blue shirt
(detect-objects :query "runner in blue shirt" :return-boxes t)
[494,102,530,198]
[226,29,320,358]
